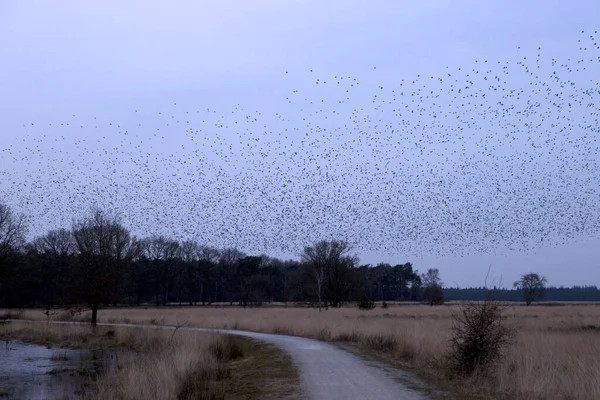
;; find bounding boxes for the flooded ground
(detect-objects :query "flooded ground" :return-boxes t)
[0,341,114,399]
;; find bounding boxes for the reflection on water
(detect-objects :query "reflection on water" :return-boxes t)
[0,341,112,400]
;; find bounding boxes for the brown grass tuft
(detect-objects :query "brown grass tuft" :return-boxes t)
[209,335,245,362]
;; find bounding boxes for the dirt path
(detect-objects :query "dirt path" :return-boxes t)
[15,320,429,400]
[214,328,429,400]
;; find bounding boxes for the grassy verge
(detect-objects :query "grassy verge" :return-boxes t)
[0,321,302,400]
[219,338,302,400]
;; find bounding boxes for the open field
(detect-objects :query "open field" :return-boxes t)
[7,303,600,400]
[0,320,301,400]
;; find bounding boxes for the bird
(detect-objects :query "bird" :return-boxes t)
[1,30,599,261]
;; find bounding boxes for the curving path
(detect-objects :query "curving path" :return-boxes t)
[14,320,429,400]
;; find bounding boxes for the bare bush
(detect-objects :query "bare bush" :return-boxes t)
[208,336,245,362]
[357,294,375,310]
[447,298,515,376]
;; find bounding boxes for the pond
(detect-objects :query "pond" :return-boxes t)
[0,341,114,399]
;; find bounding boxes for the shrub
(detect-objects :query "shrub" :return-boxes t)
[423,284,444,306]
[357,295,375,310]
[447,297,515,376]
[381,301,389,309]
[209,336,244,362]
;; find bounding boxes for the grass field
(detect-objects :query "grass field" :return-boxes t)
[0,320,301,400]
[4,303,600,399]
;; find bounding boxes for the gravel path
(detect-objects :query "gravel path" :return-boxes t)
[213,328,429,400]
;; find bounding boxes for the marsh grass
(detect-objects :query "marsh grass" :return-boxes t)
[6,304,600,398]
[0,321,301,400]
[15,303,596,400]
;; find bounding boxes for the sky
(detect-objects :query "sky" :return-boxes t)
[1,1,599,287]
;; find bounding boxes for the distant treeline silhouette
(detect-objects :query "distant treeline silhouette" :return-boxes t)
[444,286,600,302]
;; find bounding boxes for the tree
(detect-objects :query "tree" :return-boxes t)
[280,259,307,305]
[197,245,220,305]
[32,229,75,307]
[218,248,246,305]
[141,236,180,306]
[0,203,26,266]
[394,263,419,300]
[236,256,264,306]
[301,240,357,310]
[258,256,284,304]
[72,209,140,326]
[421,268,444,306]
[179,240,199,305]
[0,203,27,305]
[513,273,547,306]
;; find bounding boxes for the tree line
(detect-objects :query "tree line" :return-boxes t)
[0,205,441,321]
[1,203,593,325]
[444,286,600,302]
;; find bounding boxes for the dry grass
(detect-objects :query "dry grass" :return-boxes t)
[0,321,302,400]
[6,304,600,399]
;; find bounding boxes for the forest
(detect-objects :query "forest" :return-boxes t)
[1,204,598,315]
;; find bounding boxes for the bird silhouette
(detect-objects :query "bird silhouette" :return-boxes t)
[1,31,599,260]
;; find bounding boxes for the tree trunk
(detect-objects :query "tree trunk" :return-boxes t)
[199,281,204,306]
[178,280,182,306]
[315,267,324,312]
[317,278,322,312]
[91,305,98,327]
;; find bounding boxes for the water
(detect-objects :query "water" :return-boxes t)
[0,341,112,400]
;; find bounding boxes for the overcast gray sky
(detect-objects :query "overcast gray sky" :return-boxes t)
[1,1,599,287]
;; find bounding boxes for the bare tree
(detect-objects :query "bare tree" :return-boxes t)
[197,245,220,305]
[141,236,180,306]
[179,240,198,305]
[33,228,75,256]
[0,203,26,264]
[197,245,220,263]
[141,236,166,306]
[72,209,141,326]
[218,247,245,305]
[301,240,357,310]
[0,203,27,305]
[513,273,547,306]
[32,229,75,307]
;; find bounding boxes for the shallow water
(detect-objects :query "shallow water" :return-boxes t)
[0,341,112,399]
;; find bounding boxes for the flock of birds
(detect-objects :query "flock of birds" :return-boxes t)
[2,31,599,260]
